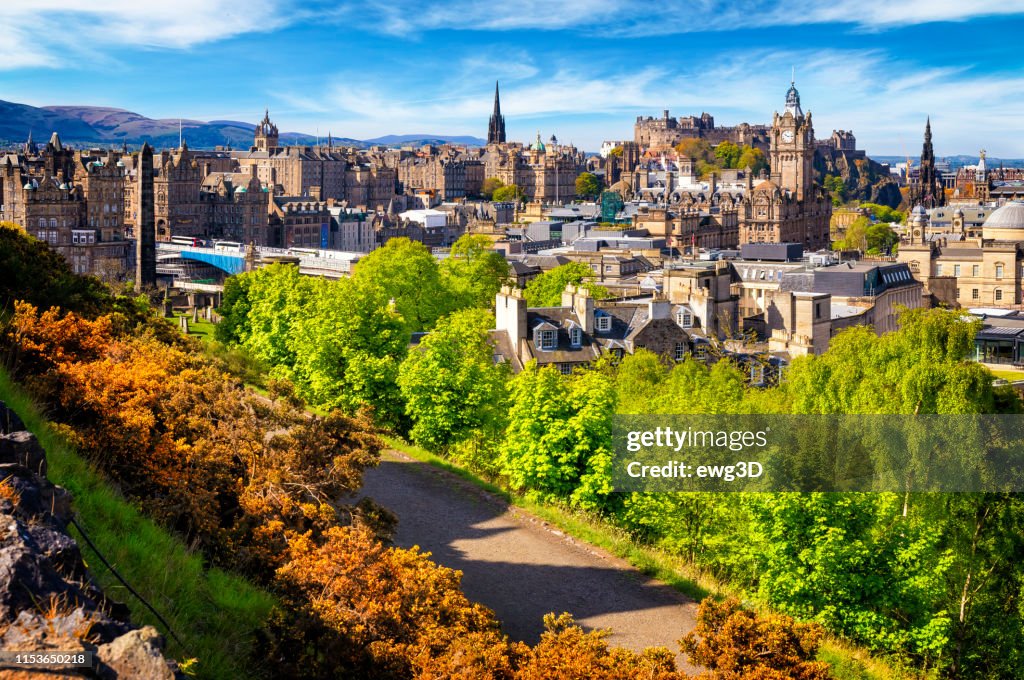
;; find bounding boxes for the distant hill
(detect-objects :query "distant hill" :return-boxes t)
[0,99,482,151]
[362,133,487,146]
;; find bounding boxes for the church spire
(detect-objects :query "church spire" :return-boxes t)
[487,81,506,145]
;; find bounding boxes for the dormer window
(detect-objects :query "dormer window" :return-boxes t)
[538,329,556,350]
[596,314,611,332]
[676,310,693,328]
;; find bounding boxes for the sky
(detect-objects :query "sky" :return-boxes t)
[2,1,1024,156]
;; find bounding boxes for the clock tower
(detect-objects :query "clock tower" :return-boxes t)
[770,78,815,201]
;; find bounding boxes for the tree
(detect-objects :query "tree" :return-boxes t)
[824,174,846,206]
[481,177,504,200]
[523,262,609,307]
[398,309,509,451]
[737,145,768,177]
[352,237,453,333]
[215,274,252,344]
[861,202,905,224]
[440,233,511,310]
[834,216,870,251]
[575,172,602,199]
[493,184,524,202]
[674,138,713,162]
[713,141,741,169]
[607,146,623,158]
[500,364,616,510]
[865,222,899,255]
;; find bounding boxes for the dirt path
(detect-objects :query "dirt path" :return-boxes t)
[358,450,700,671]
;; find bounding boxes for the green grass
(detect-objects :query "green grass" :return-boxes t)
[0,369,276,680]
[988,368,1024,382]
[383,435,911,680]
[173,311,217,342]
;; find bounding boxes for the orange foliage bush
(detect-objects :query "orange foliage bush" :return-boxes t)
[680,598,833,680]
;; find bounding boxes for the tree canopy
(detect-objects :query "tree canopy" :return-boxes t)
[523,262,609,307]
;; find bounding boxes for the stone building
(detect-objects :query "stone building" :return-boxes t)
[200,170,270,245]
[633,109,770,152]
[154,142,203,239]
[270,197,332,249]
[0,133,129,277]
[899,201,1024,308]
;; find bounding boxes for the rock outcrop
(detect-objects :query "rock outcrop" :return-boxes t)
[0,402,180,679]
[815,148,903,208]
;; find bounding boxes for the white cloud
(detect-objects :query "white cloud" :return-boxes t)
[318,0,1024,36]
[276,47,1024,156]
[0,0,287,69]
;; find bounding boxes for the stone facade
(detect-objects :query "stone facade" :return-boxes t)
[634,110,770,152]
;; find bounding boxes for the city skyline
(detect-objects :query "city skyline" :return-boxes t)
[2,1,1023,155]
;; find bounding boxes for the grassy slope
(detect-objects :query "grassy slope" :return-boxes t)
[384,435,922,680]
[0,369,275,680]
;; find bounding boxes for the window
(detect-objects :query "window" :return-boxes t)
[570,327,582,348]
[953,264,961,276]
[972,289,980,300]
[815,302,822,320]
[674,342,687,361]
[676,310,693,328]
[596,315,611,332]
[996,289,1003,302]
[540,329,556,349]
[694,344,708,360]
[973,265,980,277]
[936,264,943,276]
[996,264,1004,279]
[558,363,573,375]
[956,288,960,299]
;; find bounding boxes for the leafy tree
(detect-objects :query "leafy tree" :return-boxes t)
[861,202,905,224]
[352,237,453,333]
[501,364,616,510]
[834,216,871,251]
[288,277,408,426]
[607,146,623,158]
[575,172,602,199]
[0,222,113,317]
[865,222,899,255]
[824,174,846,206]
[481,176,504,200]
[713,141,741,169]
[523,262,609,307]
[440,233,511,310]
[398,309,509,451]
[737,145,768,176]
[215,274,252,344]
[493,184,525,202]
[674,138,713,162]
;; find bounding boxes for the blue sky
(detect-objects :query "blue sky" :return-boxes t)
[2,1,1024,155]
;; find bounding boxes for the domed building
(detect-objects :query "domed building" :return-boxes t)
[899,201,1024,308]
[982,201,1024,240]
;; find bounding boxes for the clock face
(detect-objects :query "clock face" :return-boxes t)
[781,130,794,143]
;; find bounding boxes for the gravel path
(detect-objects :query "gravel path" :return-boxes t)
[358,450,700,671]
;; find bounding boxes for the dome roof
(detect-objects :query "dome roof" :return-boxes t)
[984,202,1024,230]
[912,204,927,215]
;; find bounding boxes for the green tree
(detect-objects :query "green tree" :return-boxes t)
[215,274,252,344]
[575,172,602,199]
[607,146,623,158]
[713,141,741,169]
[440,234,511,310]
[861,202,905,224]
[492,184,523,202]
[481,177,504,200]
[397,309,509,451]
[352,237,453,333]
[674,138,713,162]
[522,262,609,307]
[287,277,408,426]
[865,222,899,255]
[824,174,846,206]
[835,215,871,251]
[500,364,616,510]
[737,145,768,176]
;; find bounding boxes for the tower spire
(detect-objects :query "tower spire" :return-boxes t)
[487,81,506,145]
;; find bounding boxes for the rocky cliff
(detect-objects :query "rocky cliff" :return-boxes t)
[815,149,903,208]
[0,403,180,679]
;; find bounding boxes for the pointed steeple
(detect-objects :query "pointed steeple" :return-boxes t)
[487,81,506,145]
